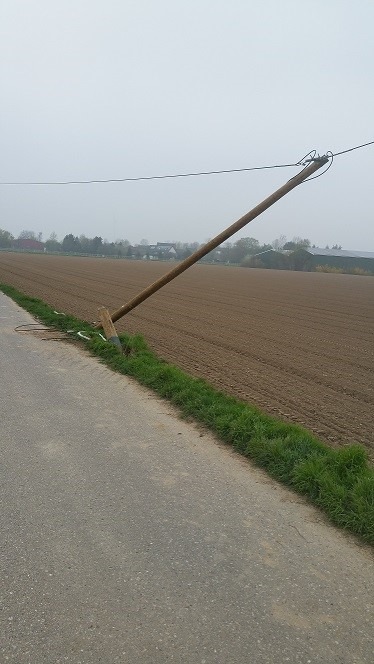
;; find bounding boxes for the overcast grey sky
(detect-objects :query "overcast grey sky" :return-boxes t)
[1,0,373,248]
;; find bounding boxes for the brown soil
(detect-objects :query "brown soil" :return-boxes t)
[1,253,373,453]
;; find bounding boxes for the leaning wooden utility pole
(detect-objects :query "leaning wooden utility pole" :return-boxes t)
[95,156,328,328]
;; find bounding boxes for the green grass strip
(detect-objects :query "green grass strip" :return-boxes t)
[1,282,373,545]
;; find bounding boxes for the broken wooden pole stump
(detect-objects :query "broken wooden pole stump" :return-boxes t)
[98,306,123,351]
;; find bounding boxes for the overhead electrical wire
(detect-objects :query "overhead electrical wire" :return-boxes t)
[0,161,304,186]
[332,139,374,157]
[0,139,372,187]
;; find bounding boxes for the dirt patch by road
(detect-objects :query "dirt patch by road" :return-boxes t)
[1,252,373,453]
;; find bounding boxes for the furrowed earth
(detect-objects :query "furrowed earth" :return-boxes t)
[1,252,373,455]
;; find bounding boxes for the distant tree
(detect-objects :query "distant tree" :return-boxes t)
[115,238,130,247]
[175,242,186,259]
[230,237,260,263]
[140,238,149,246]
[283,237,311,250]
[92,236,103,254]
[331,244,342,250]
[18,230,36,240]
[0,228,14,248]
[272,235,287,251]
[175,241,201,260]
[45,231,61,252]
[219,239,271,263]
[62,234,81,252]
[79,235,93,253]
[293,236,310,248]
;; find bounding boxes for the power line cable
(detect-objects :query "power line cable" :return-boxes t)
[0,139,372,186]
[332,139,374,157]
[0,161,301,186]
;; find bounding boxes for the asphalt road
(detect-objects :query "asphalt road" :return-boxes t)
[0,292,373,664]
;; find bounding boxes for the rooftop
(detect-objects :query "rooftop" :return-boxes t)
[305,248,374,259]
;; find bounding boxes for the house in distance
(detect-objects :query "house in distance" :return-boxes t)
[142,243,177,260]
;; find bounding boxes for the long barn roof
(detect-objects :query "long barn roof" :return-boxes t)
[305,248,374,259]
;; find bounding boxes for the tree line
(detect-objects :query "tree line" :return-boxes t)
[0,228,342,263]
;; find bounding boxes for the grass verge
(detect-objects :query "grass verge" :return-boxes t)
[1,282,373,545]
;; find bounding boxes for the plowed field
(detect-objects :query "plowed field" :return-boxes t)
[1,252,373,454]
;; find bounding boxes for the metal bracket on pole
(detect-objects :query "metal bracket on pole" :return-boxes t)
[302,155,328,164]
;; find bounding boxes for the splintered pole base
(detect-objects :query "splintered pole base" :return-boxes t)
[98,307,122,351]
